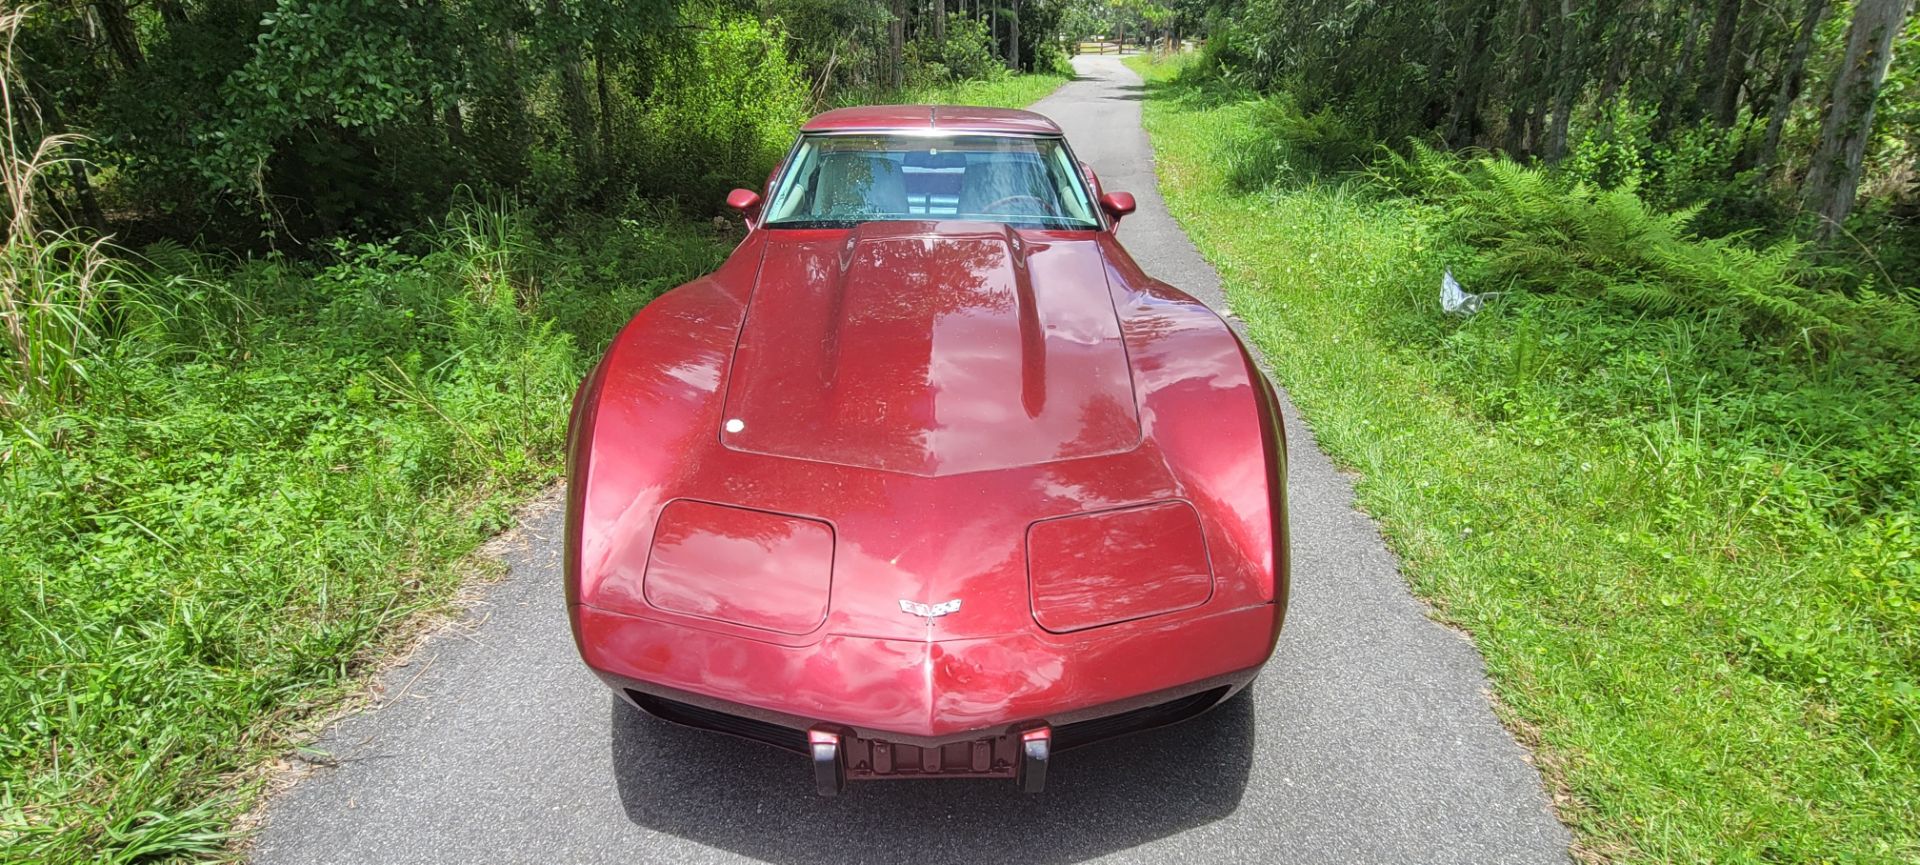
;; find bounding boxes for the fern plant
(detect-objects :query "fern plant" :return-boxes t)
[1402,150,1920,363]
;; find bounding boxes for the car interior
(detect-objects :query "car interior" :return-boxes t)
[765,135,1099,227]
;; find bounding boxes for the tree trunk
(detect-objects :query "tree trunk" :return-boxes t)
[595,39,615,159]
[1424,4,1455,95]
[27,76,106,230]
[1653,2,1705,139]
[423,0,464,149]
[1008,0,1021,71]
[444,100,466,147]
[1502,0,1545,156]
[1543,0,1584,161]
[1527,98,1547,154]
[890,0,906,89]
[1695,0,1743,123]
[933,0,944,43]
[1711,0,1758,126]
[1596,0,1641,104]
[543,0,599,176]
[1421,3,1456,128]
[1502,103,1533,156]
[94,0,144,72]
[1804,0,1913,239]
[991,1,1000,62]
[1444,0,1499,147]
[65,161,105,231]
[503,31,529,116]
[1759,0,1829,169]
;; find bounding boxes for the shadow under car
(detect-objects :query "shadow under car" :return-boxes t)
[610,690,1256,865]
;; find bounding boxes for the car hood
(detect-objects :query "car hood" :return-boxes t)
[720,222,1141,476]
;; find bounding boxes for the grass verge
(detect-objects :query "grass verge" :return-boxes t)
[1126,53,1918,863]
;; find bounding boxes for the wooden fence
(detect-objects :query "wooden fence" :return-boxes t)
[1070,39,1201,56]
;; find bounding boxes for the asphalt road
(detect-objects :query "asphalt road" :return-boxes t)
[250,55,1573,865]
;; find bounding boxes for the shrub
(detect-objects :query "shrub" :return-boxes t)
[630,8,809,206]
[1027,37,1072,78]
[1179,22,1263,91]
[912,14,1006,84]
[1562,98,1654,191]
[1221,94,1371,191]
[1643,120,1781,236]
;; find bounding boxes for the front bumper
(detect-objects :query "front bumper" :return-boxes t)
[575,601,1279,791]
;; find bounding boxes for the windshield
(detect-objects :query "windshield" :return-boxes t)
[763,133,1101,230]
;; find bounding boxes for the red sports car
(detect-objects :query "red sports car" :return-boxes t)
[565,106,1288,795]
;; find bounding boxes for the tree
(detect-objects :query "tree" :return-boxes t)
[1542,0,1592,161]
[544,0,601,177]
[1803,0,1914,239]
[1758,0,1831,170]
[94,0,144,72]
[1007,0,1020,70]
[1445,0,1500,147]
[1696,0,1744,125]
[1501,0,1546,156]
[890,0,906,88]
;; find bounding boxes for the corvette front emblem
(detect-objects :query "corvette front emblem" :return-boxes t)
[899,599,961,619]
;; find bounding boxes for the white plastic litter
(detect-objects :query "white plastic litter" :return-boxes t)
[1440,268,1499,316]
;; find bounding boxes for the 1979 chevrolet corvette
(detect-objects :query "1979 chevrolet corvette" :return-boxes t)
[565,105,1288,795]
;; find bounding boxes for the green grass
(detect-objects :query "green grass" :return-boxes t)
[1126,54,1919,863]
[0,206,728,863]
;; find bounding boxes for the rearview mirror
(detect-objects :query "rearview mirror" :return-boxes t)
[1099,192,1137,225]
[726,188,763,226]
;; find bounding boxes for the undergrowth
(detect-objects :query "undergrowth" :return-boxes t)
[0,207,728,862]
[1130,52,1919,862]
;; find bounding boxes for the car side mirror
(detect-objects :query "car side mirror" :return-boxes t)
[1099,192,1136,225]
[727,188,763,227]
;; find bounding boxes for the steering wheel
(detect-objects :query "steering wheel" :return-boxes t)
[980,194,1056,216]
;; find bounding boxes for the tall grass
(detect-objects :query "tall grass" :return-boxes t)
[0,6,130,424]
